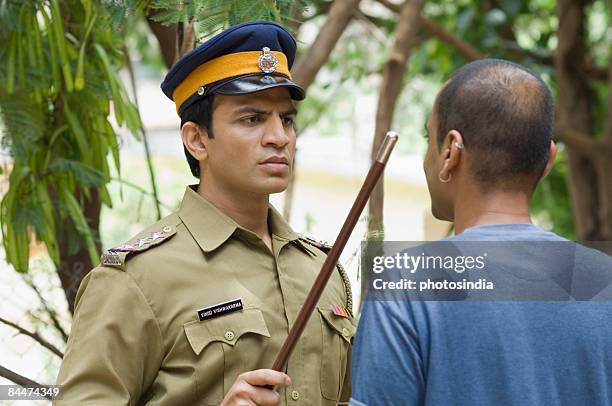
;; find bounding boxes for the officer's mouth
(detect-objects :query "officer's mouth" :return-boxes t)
[259,156,289,171]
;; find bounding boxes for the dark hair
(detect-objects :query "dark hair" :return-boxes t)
[435,59,553,190]
[179,95,216,178]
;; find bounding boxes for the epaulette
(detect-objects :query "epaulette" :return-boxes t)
[100,224,178,271]
[298,234,332,253]
[298,235,353,315]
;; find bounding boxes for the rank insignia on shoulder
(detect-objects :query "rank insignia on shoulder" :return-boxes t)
[101,224,177,270]
[133,229,170,249]
[331,303,351,318]
[108,244,137,253]
[101,252,122,266]
[298,234,332,253]
[297,234,353,313]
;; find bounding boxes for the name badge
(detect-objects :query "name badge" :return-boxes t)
[197,298,243,322]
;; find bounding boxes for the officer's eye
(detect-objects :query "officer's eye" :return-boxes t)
[241,115,261,124]
[282,116,295,126]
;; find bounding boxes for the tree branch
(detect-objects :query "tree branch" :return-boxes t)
[368,0,424,235]
[111,177,174,211]
[586,63,608,82]
[283,55,357,221]
[282,0,362,221]
[418,17,483,61]
[23,276,69,343]
[292,0,362,90]
[376,0,401,12]
[354,9,398,43]
[555,0,600,240]
[0,317,63,358]
[378,0,608,162]
[596,55,612,239]
[377,0,483,61]
[177,21,195,60]
[124,44,163,221]
[0,365,51,399]
[145,15,178,68]
[376,0,607,82]
[606,60,612,140]
[554,130,612,157]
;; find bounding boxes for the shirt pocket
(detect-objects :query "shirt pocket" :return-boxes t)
[318,306,356,401]
[183,307,271,405]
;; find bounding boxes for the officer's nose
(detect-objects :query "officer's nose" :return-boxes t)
[262,114,290,149]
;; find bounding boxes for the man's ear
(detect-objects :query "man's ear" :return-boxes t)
[540,141,558,180]
[438,130,464,181]
[181,122,209,161]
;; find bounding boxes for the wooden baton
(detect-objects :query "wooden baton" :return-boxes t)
[271,131,399,372]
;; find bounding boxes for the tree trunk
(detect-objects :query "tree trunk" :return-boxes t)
[377,0,482,61]
[283,154,297,221]
[283,0,362,220]
[555,0,601,240]
[57,188,102,314]
[377,0,610,240]
[58,12,190,314]
[292,0,362,90]
[146,17,178,68]
[367,0,424,237]
[146,11,195,68]
[597,59,612,239]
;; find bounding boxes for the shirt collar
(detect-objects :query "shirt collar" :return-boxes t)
[178,185,299,253]
[268,204,299,242]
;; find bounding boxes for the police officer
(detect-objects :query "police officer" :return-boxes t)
[54,21,355,406]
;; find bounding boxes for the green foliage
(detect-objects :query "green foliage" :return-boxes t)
[298,0,609,238]
[531,149,576,240]
[124,17,167,75]
[420,0,611,239]
[102,0,150,29]
[414,0,588,238]
[0,0,141,272]
[149,0,303,40]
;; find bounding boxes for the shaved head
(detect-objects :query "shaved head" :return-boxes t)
[434,59,553,190]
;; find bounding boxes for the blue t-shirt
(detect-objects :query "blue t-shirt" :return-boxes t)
[351,224,612,406]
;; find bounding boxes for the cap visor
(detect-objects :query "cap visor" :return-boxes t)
[212,74,305,100]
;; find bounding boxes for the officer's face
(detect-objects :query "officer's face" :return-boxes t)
[203,87,297,196]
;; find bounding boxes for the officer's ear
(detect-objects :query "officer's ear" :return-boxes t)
[181,122,209,161]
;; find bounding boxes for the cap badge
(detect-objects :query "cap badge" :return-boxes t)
[258,47,278,74]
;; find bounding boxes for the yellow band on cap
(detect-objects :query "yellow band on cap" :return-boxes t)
[172,50,291,113]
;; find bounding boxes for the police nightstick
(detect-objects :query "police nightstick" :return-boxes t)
[271,131,399,373]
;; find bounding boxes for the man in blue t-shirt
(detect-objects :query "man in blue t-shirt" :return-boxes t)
[351,59,612,406]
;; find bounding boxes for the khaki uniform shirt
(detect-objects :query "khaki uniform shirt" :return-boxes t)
[55,186,356,405]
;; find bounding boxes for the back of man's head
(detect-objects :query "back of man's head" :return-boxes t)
[435,59,553,191]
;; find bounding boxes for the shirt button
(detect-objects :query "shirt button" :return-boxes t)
[224,330,235,341]
[290,390,300,401]
[342,327,349,336]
